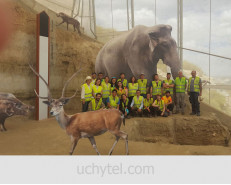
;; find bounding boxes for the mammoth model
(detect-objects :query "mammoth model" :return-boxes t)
[0,93,34,131]
[95,24,181,82]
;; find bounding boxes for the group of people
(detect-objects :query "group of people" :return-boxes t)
[81,70,202,118]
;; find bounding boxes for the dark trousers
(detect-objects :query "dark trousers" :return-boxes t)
[102,98,108,107]
[166,104,174,111]
[143,106,155,116]
[128,96,134,110]
[190,92,200,114]
[82,101,91,112]
[153,107,168,117]
[131,107,143,117]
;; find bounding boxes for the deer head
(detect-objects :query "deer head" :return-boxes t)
[29,64,82,116]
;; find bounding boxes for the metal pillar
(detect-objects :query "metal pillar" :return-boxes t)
[127,0,130,30]
[131,0,135,28]
[177,0,183,69]
[71,0,77,17]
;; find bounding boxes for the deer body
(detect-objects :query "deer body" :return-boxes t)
[29,64,128,155]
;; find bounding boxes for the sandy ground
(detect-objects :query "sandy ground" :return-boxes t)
[1,115,231,155]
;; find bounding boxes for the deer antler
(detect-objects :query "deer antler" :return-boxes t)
[29,63,52,101]
[61,65,82,99]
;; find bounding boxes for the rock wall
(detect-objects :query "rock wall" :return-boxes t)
[0,0,102,118]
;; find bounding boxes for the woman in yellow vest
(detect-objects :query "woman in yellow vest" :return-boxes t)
[128,76,138,107]
[150,74,163,101]
[101,76,111,106]
[116,81,128,99]
[143,93,155,117]
[152,94,168,117]
[92,78,103,98]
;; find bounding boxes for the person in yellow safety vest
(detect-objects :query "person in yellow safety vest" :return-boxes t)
[107,89,120,110]
[81,76,93,112]
[152,94,168,117]
[92,78,103,98]
[163,73,174,96]
[162,90,174,115]
[111,77,117,92]
[143,93,155,117]
[174,71,187,115]
[187,70,202,116]
[119,94,130,118]
[128,76,139,108]
[116,81,128,99]
[88,93,105,111]
[130,90,144,117]
[150,74,163,101]
[101,76,111,106]
[117,73,128,88]
[90,72,97,87]
[137,73,148,98]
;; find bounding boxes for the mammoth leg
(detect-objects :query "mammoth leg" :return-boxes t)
[2,120,7,131]
[69,136,79,155]
[88,136,100,155]
[73,24,76,32]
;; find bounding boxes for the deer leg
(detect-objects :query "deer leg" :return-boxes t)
[108,136,120,155]
[73,25,76,32]
[69,136,79,155]
[2,121,7,131]
[88,136,100,155]
[57,21,64,26]
[112,131,129,155]
[77,26,81,35]
[0,123,4,132]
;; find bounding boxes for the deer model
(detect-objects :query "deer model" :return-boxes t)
[0,93,34,132]
[56,12,81,35]
[29,64,128,155]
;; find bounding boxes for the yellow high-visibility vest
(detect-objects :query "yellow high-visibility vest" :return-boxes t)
[101,82,111,98]
[92,85,103,95]
[133,96,144,109]
[138,79,147,94]
[154,99,165,111]
[118,79,128,87]
[82,83,93,101]
[152,81,162,95]
[108,95,119,109]
[163,79,174,95]
[128,83,138,97]
[144,98,153,108]
[91,98,103,111]
[188,77,200,92]
[175,77,186,93]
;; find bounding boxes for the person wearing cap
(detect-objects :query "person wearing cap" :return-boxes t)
[150,74,163,101]
[174,71,187,115]
[92,78,103,98]
[163,73,174,96]
[130,90,144,117]
[90,72,97,87]
[101,76,111,106]
[117,73,128,88]
[81,76,93,112]
[107,89,120,110]
[88,93,105,111]
[143,93,155,117]
[188,70,202,116]
[152,94,168,117]
[137,73,148,98]
[162,90,174,115]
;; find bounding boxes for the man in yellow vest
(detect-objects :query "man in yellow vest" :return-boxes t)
[188,70,202,116]
[98,72,104,83]
[150,74,163,101]
[152,94,168,117]
[143,93,155,117]
[118,73,128,87]
[138,73,148,98]
[174,71,187,115]
[163,73,174,96]
[119,94,130,118]
[107,89,120,110]
[81,76,93,112]
[130,90,144,117]
[88,93,105,111]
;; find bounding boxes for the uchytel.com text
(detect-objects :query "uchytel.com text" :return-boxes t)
[77,163,154,177]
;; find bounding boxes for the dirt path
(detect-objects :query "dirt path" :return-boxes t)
[1,116,231,155]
